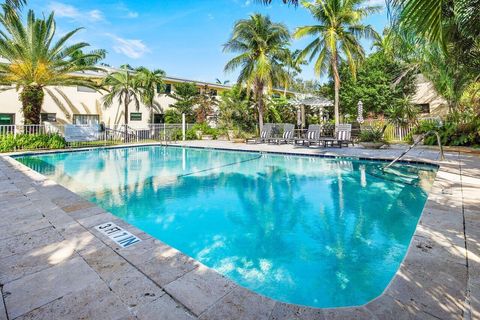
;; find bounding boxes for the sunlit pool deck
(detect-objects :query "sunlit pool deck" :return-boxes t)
[1,141,479,320]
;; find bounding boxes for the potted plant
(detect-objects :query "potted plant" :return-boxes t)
[359,128,387,149]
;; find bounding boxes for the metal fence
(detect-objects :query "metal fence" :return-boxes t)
[360,117,441,142]
[0,123,195,152]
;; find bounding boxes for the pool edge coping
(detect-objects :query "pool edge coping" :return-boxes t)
[0,144,469,319]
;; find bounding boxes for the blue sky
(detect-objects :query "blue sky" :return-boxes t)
[29,0,388,84]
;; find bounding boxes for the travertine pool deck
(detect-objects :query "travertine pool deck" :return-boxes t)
[0,141,479,319]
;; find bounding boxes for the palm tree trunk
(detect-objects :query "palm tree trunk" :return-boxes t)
[124,94,130,142]
[256,82,265,134]
[20,85,44,125]
[331,53,341,127]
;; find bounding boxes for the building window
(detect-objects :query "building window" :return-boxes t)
[417,103,430,114]
[73,114,99,125]
[130,112,142,121]
[77,86,96,93]
[153,114,164,124]
[41,113,57,122]
[164,84,172,94]
[0,113,14,125]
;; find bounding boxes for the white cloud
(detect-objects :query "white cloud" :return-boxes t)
[50,2,79,18]
[49,2,104,22]
[365,0,386,6]
[108,34,150,59]
[126,11,139,18]
[88,10,103,21]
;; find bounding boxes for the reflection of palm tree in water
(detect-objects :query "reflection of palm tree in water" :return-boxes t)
[300,162,428,302]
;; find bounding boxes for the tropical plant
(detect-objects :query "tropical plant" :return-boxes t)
[359,127,385,143]
[135,67,165,112]
[215,78,230,85]
[169,82,199,122]
[293,0,380,126]
[387,0,480,44]
[102,68,142,136]
[218,85,256,132]
[324,49,417,116]
[70,49,107,67]
[387,1,480,110]
[164,109,182,124]
[3,0,26,10]
[0,7,102,124]
[224,14,290,133]
[281,49,306,95]
[195,85,217,123]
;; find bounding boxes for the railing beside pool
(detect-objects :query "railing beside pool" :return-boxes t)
[0,123,195,152]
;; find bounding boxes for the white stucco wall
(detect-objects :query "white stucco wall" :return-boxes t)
[0,85,177,127]
[410,74,449,117]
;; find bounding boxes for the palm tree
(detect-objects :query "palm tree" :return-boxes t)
[215,78,230,85]
[387,0,480,43]
[224,14,290,133]
[282,49,305,95]
[294,0,380,126]
[0,8,102,124]
[135,67,165,113]
[102,67,142,137]
[70,49,107,67]
[3,0,26,10]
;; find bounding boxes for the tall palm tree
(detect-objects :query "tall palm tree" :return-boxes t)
[282,49,305,95]
[387,0,480,43]
[0,8,102,124]
[224,14,290,133]
[294,0,380,126]
[102,67,142,137]
[70,49,107,67]
[135,67,165,112]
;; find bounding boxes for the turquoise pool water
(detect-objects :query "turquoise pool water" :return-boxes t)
[16,146,436,308]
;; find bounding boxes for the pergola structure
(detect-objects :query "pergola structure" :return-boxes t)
[290,95,334,128]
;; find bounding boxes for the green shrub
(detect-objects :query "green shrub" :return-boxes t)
[359,128,385,143]
[410,117,480,147]
[0,133,66,152]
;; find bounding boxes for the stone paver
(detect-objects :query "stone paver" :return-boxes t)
[135,295,196,320]
[0,142,478,320]
[15,284,131,320]
[164,265,237,316]
[199,286,276,320]
[3,257,102,319]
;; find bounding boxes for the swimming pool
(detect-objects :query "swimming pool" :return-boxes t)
[16,146,437,308]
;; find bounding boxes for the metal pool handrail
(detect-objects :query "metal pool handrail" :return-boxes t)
[383,130,445,171]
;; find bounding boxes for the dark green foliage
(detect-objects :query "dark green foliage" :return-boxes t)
[359,127,386,143]
[411,115,480,147]
[164,109,182,124]
[0,133,66,152]
[323,51,416,117]
[169,82,199,122]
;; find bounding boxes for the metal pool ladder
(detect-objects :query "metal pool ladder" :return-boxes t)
[383,130,445,171]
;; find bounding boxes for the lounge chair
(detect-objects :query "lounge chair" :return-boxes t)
[269,124,295,145]
[320,124,353,148]
[246,124,272,144]
[294,124,321,146]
